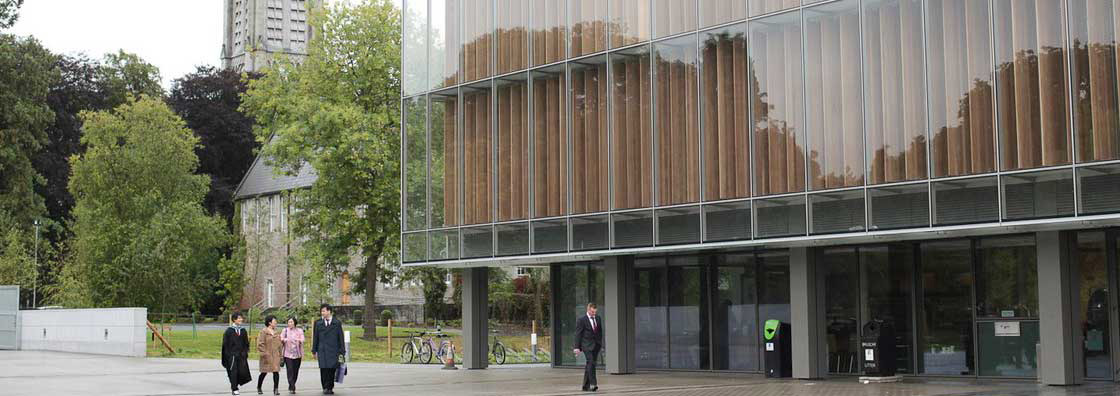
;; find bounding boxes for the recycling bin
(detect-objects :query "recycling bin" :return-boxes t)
[861,319,897,376]
[763,319,791,378]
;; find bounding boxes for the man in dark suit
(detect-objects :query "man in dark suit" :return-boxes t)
[312,304,345,395]
[573,303,603,392]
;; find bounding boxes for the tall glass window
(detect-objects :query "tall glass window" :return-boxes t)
[610,0,652,48]
[531,66,568,218]
[430,0,459,90]
[531,0,567,66]
[462,83,493,225]
[610,46,654,210]
[653,0,697,39]
[403,0,428,96]
[1076,231,1112,379]
[554,262,605,367]
[976,235,1039,377]
[822,247,861,374]
[668,257,709,370]
[462,0,493,82]
[636,259,669,368]
[404,96,427,231]
[654,35,700,206]
[571,0,608,57]
[927,0,996,178]
[430,90,460,227]
[496,74,530,221]
[805,0,865,190]
[918,240,974,375]
[571,56,610,214]
[496,0,529,75]
[713,253,758,371]
[1069,0,1120,163]
[701,24,750,201]
[994,0,1070,171]
[750,10,806,196]
[863,0,928,184]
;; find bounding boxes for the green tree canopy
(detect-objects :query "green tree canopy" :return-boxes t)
[241,0,400,339]
[58,96,229,311]
[0,0,23,29]
[0,34,55,233]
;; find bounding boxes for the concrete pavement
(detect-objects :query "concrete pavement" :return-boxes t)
[1,351,1119,396]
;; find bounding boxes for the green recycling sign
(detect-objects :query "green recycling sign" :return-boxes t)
[764,319,780,341]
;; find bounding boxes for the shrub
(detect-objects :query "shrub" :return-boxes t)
[380,309,394,325]
[351,309,364,326]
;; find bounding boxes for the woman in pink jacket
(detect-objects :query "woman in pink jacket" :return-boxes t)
[280,317,306,394]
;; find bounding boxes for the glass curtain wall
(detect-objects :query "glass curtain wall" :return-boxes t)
[654,35,700,206]
[430,90,460,228]
[750,10,806,196]
[496,74,530,221]
[571,0,608,57]
[805,0,865,190]
[463,83,494,225]
[918,240,975,375]
[653,0,697,39]
[531,66,568,218]
[701,0,747,28]
[496,0,528,75]
[571,56,610,214]
[701,23,751,201]
[531,0,566,67]
[927,0,996,178]
[431,0,460,91]
[1069,0,1120,163]
[750,0,800,17]
[462,0,493,83]
[863,0,927,184]
[404,96,427,231]
[403,0,427,96]
[975,235,1039,377]
[611,47,654,210]
[611,0,652,48]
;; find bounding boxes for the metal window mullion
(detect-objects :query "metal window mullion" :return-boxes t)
[988,0,1003,227]
[800,8,811,238]
[1060,0,1080,217]
[920,0,935,229]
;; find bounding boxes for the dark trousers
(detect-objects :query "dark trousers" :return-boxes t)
[582,349,599,390]
[257,372,278,391]
[228,368,239,391]
[319,367,336,390]
[284,358,302,390]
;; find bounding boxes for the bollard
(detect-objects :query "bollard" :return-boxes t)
[531,320,538,362]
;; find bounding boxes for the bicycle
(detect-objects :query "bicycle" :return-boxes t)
[490,329,507,365]
[400,328,453,364]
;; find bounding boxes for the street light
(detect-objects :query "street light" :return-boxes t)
[32,219,39,309]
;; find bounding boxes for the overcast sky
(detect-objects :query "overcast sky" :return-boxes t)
[9,0,225,88]
[8,0,402,89]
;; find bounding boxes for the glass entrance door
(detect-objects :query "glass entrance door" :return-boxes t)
[1076,231,1112,379]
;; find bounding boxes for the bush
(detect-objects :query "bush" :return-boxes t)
[380,309,394,325]
[351,309,364,326]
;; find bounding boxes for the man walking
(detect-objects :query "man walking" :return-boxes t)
[573,303,603,392]
[312,304,345,395]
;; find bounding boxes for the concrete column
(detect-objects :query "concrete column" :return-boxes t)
[604,256,635,374]
[789,247,827,379]
[1037,231,1081,385]
[462,266,489,369]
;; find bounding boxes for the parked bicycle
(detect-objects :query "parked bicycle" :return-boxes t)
[400,328,453,364]
[490,329,507,365]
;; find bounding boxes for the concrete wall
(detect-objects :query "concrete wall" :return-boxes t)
[20,308,147,357]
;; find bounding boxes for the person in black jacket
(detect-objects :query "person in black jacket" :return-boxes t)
[222,312,252,395]
[573,303,603,392]
[312,304,345,395]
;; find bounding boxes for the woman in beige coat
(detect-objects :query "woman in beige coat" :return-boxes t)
[256,315,283,395]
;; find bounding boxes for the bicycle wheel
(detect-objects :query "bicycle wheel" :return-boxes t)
[419,342,433,364]
[438,341,453,363]
[400,342,415,364]
[493,343,507,365]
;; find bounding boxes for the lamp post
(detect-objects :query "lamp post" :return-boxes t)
[32,219,39,309]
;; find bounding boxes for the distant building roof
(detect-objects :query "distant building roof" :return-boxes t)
[233,153,317,199]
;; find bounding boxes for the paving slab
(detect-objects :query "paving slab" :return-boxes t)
[0,351,1118,396]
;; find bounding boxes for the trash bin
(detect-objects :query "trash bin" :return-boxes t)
[861,319,896,376]
[763,319,791,378]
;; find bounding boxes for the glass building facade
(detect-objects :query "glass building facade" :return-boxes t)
[402,0,1120,382]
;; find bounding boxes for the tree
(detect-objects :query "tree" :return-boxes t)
[0,0,23,29]
[168,66,261,228]
[99,50,163,104]
[57,96,229,312]
[241,0,401,340]
[0,34,55,233]
[402,267,449,322]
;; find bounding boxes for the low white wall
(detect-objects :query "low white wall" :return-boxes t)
[20,308,147,357]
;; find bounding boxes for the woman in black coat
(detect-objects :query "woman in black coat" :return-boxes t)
[222,312,252,395]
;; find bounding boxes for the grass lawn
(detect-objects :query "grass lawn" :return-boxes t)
[147,326,552,364]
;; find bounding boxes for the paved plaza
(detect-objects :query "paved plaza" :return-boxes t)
[2,351,1120,396]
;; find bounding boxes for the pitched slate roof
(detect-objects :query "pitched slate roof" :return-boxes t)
[233,153,318,199]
